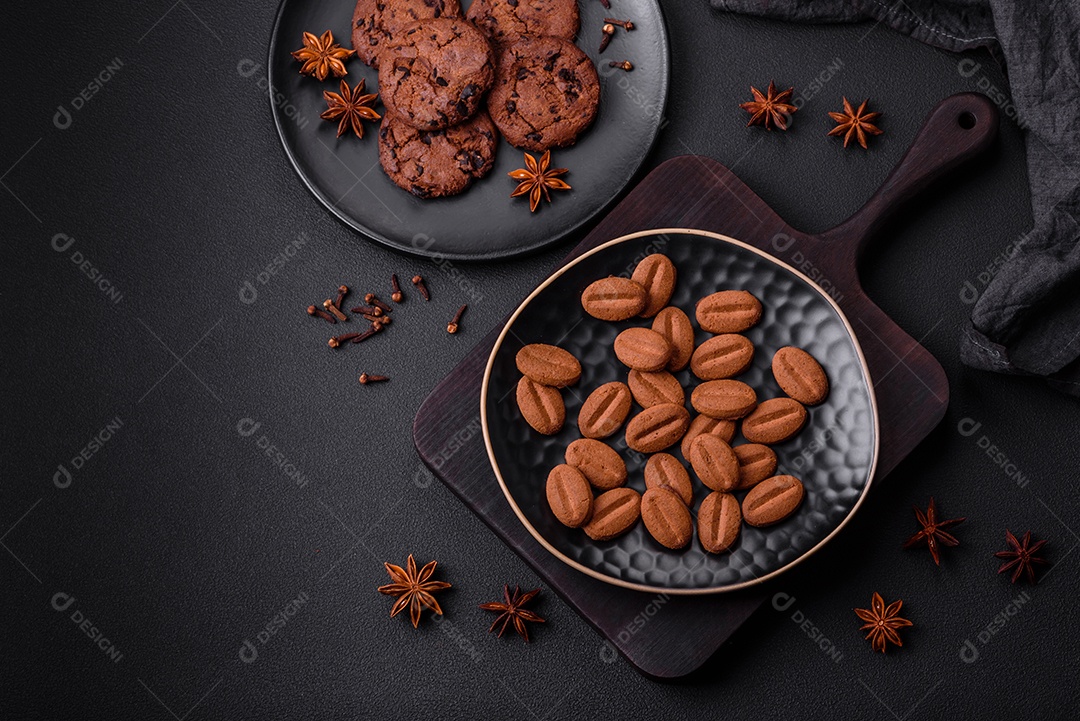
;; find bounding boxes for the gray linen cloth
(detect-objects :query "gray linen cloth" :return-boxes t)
[712,0,1080,396]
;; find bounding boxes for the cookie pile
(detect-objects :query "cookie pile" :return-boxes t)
[515,253,831,554]
[350,0,600,198]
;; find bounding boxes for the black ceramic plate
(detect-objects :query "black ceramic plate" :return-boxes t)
[267,0,669,260]
[481,230,879,593]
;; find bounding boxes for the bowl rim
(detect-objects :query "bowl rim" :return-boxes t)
[480,228,880,594]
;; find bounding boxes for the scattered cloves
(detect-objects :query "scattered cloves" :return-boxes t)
[351,324,382,343]
[365,293,393,313]
[359,373,390,384]
[351,305,383,316]
[307,304,337,324]
[391,274,404,303]
[328,332,362,348]
[605,18,635,30]
[334,284,349,309]
[609,60,633,72]
[599,23,615,53]
[447,304,467,334]
[362,312,391,325]
[323,299,348,321]
[412,275,430,301]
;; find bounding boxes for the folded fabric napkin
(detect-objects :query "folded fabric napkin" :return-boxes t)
[712,0,1080,396]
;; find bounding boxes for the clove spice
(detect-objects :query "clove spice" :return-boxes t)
[599,23,615,53]
[609,60,633,72]
[447,304,467,334]
[334,284,349,309]
[358,373,390,384]
[328,332,362,348]
[307,304,337,324]
[412,275,430,301]
[391,274,404,303]
[323,299,348,321]
[365,293,393,313]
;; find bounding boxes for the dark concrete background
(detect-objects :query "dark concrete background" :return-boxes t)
[4,0,1078,718]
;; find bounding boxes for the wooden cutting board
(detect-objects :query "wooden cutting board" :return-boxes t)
[413,93,998,677]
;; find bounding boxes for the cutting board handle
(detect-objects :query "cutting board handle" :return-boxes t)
[817,92,999,259]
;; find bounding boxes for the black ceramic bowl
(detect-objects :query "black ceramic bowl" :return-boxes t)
[482,229,879,593]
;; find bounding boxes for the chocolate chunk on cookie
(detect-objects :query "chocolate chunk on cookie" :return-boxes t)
[378,111,499,198]
[466,0,579,47]
[379,18,495,130]
[489,35,600,151]
[351,0,461,68]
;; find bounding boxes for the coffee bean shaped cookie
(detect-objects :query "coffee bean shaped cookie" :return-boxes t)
[516,377,564,435]
[641,487,693,549]
[546,464,592,527]
[614,328,672,371]
[581,277,647,320]
[515,343,581,387]
[741,398,807,444]
[690,334,755,380]
[743,475,805,527]
[577,381,632,439]
[732,443,778,490]
[584,488,641,541]
[696,290,762,334]
[772,346,829,405]
[652,306,694,371]
[698,491,741,553]
[691,380,757,420]
[625,403,690,454]
[379,18,494,130]
[489,35,600,151]
[644,452,693,506]
[466,0,578,46]
[351,0,461,68]
[378,112,498,199]
[688,434,739,492]
[565,438,627,490]
[680,414,736,459]
[631,254,677,318]
[627,370,684,408]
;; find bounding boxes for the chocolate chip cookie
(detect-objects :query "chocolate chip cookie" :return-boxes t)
[378,111,499,198]
[489,35,600,151]
[351,0,461,68]
[378,18,495,130]
[465,0,579,47]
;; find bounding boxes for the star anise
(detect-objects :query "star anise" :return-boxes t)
[995,530,1048,584]
[828,97,883,149]
[902,497,965,566]
[291,30,355,81]
[479,585,545,642]
[377,554,451,628]
[321,79,381,138]
[739,80,797,130]
[854,592,912,654]
[508,151,570,213]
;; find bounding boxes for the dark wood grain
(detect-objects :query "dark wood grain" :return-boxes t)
[413,93,999,678]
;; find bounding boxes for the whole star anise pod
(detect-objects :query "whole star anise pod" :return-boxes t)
[995,530,1048,584]
[854,592,912,654]
[479,585,545,642]
[377,554,451,628]
[902,497,965,566]
[291,30,355,81]
[508,151,571,213]
[828,97,883,149]
[321,79,381,138]
[739,80,797,130]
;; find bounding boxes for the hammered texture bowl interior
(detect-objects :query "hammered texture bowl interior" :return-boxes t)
[485,231,876,592]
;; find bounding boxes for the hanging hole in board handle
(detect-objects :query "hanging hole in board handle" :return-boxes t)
[958,111,977,130]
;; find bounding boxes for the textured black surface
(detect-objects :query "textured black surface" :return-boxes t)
[4,0,1079,719]
[270,0,668,259]
[485,231,876,590]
